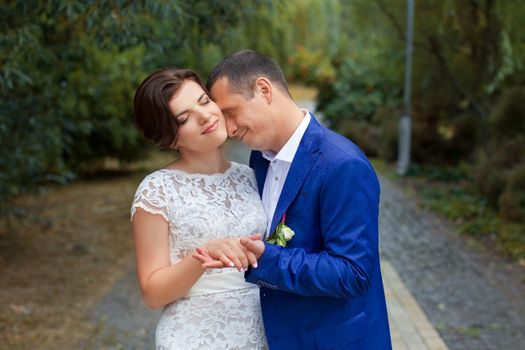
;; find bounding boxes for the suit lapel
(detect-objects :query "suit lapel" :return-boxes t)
[250,151,269,197]
[269,117,323,234]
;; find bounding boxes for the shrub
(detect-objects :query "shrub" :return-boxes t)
[474,86,525,220]
[374,107,400,161]
[316,58,401,157]
[499,162,525,221]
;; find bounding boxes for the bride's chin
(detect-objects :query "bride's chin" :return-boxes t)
[216,131,229,145]
[207,134,229,151]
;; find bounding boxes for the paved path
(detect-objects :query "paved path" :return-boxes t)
[379,174,525,350]
[83,101,525,349]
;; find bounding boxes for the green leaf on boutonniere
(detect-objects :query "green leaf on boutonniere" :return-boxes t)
[266,220,295,247]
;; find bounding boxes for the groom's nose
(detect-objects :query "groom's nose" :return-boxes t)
[225,118,238,138]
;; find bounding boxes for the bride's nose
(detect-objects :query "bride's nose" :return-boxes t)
[197,111,212,125]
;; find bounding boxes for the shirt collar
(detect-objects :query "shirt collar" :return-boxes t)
[262,109,311,163]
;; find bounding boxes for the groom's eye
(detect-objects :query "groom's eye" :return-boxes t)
[223,108,235,118]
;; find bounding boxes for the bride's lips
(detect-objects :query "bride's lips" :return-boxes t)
[202,120,219,134]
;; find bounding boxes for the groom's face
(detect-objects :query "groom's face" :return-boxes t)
[210,77,275,151]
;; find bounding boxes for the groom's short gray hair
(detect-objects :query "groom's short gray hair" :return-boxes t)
[207,50,291,99]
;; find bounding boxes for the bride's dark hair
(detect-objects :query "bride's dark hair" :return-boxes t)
[133,68,206,150]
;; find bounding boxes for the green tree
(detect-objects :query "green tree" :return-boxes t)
[0,0,259,218]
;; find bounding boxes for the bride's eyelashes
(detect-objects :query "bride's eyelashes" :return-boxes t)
[178,114,190,124]
[176,96,212,125]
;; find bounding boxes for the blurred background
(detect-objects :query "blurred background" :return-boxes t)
[1,1,524,349]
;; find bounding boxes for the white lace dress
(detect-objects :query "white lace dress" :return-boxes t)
[130,162,268,350]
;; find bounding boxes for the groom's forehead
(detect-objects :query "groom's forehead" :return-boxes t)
[209,77,233,97]
[211,78,250,106]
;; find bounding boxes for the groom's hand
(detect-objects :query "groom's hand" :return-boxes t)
[239,235,265,260]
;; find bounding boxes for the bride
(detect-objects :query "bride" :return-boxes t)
[130,68,268,349]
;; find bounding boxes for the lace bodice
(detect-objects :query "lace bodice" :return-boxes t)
[130,162,268,349]
[131,162,267,264]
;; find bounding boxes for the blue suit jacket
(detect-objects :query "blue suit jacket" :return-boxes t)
[246,116,392,349]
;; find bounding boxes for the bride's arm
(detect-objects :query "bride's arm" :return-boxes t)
[133,208,257,309]
[133,208,206,309]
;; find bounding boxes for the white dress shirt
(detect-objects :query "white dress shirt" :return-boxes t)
[261,110,311,236]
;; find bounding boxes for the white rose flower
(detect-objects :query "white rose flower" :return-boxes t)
[282,226,295,240]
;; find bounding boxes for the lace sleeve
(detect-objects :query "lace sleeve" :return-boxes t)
[130,172,169,222]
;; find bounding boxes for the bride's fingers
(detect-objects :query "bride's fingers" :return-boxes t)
[192,252,211,263]
[216,251,237,269]
[196,247,212,258]
[233,243,249,270]
[225,250,245,272]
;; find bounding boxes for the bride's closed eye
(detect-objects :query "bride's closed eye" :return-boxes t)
[177,114,190,125]
[201,96,211,105]
[176,95,211,125]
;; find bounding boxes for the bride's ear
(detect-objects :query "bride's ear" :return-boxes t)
[254,77,272,104]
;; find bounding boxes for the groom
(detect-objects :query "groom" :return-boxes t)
[206,50,392,349]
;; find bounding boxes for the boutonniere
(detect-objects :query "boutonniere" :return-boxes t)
[266,213,295,247]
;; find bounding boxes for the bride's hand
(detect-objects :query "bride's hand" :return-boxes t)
[192,234,261,271]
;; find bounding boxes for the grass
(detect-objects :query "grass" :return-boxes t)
[0,151,175,349]
[372,159,525,262]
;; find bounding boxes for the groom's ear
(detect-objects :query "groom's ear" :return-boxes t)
[254,77,272,104]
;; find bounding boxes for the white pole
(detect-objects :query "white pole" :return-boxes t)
[397,0,415,175]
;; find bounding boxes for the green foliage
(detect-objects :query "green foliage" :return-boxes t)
[316,57,402,156]
[374,157,525,260]
[287,46,336,85]
[317,1,524,228]
[225,0,343,83]
[1,0,353,219]
[0,1,160,216]
[414,168,524,260]
[499,163,525,221]
[0,0,260,217]
[474,86,525,218]
[374,107,400,161]
[408,163,473,183]
[59,42,148,171]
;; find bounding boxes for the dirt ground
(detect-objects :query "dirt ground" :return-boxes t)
[0,153,175,349]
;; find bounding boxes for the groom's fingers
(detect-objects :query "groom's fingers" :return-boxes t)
[245,233,262,241]
[243,248,258,268]
[202,260,227,268]
[241,234,261,268]
[240,238,265,258]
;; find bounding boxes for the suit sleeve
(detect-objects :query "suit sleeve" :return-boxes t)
[245,157,380,298]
